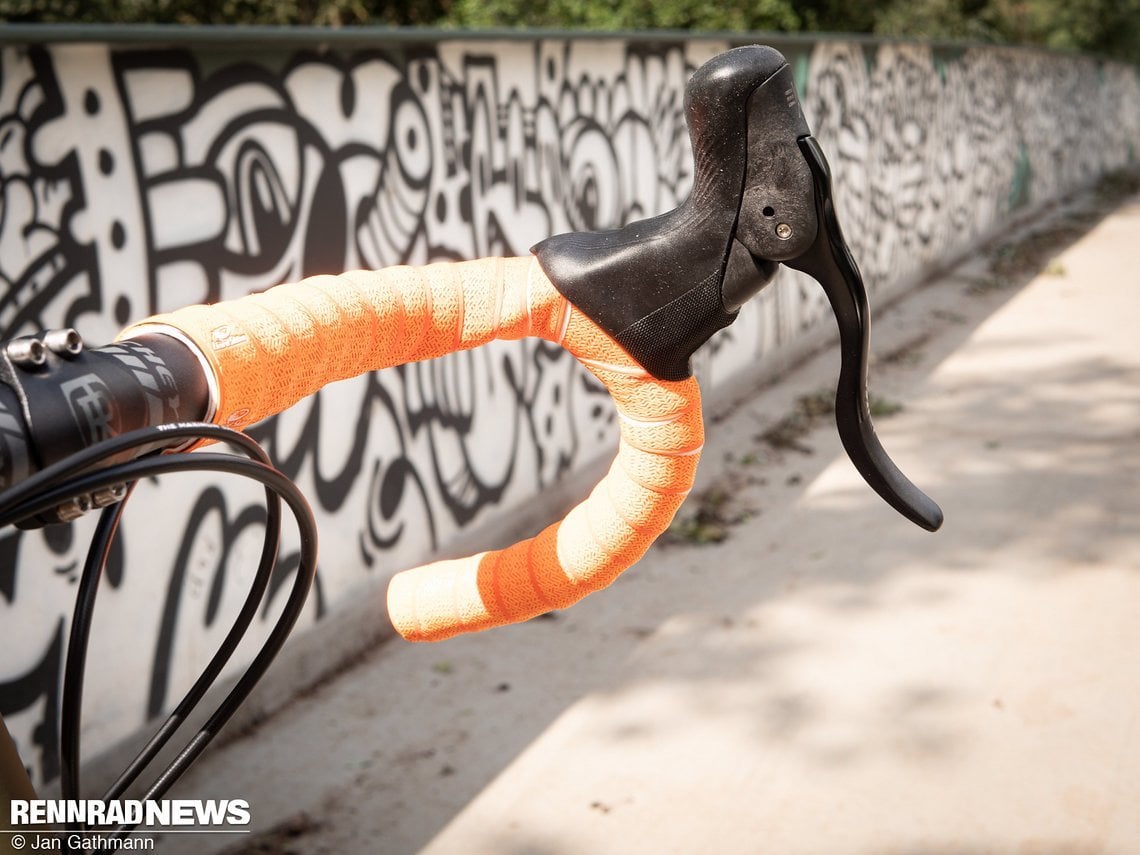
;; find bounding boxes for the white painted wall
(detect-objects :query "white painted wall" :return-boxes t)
[1,32,1137,784]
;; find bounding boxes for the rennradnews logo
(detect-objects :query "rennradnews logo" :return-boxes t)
[9,799,251,827]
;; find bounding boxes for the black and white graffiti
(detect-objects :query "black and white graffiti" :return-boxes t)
[1,36,1137,784]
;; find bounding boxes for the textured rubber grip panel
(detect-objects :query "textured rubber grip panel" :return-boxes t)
[121,257,703,641]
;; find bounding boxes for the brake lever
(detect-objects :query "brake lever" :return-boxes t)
[534,45,943,532]
[784,137,943,531]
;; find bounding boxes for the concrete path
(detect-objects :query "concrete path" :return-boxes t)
[163,187,1140,855]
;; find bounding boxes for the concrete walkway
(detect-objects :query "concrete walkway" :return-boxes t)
[165,187,1140,855]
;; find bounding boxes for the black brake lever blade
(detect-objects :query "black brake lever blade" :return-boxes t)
[786,136,943,532]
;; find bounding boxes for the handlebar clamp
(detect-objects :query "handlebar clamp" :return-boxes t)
[0,330,208,527]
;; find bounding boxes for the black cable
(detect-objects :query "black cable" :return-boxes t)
[60,483,135,818]
[0,424,318,843]
[104,453,317,835]
[61,431,288,810]
[100,472,280,804]
[0,423,271,529]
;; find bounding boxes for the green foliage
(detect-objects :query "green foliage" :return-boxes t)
[1029,0,1140,62]
[793,0,877,35]
[1,0,1137,65]
[873,0,1140,61]
[0,0,446,26]
[874,0,1006,43]
[444,0,802,32]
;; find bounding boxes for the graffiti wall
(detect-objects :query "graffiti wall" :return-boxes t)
[1,32,1137,784]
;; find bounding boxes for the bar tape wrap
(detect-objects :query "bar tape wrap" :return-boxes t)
[120,257,704,641]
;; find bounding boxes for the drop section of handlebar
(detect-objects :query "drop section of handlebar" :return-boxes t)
[120,257,703,641]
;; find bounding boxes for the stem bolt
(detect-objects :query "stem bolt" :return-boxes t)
[775,223,793,240]
[6,338,47,368]
[43,328,84,357]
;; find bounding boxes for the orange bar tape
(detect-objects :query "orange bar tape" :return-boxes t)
[120,257,703,641]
